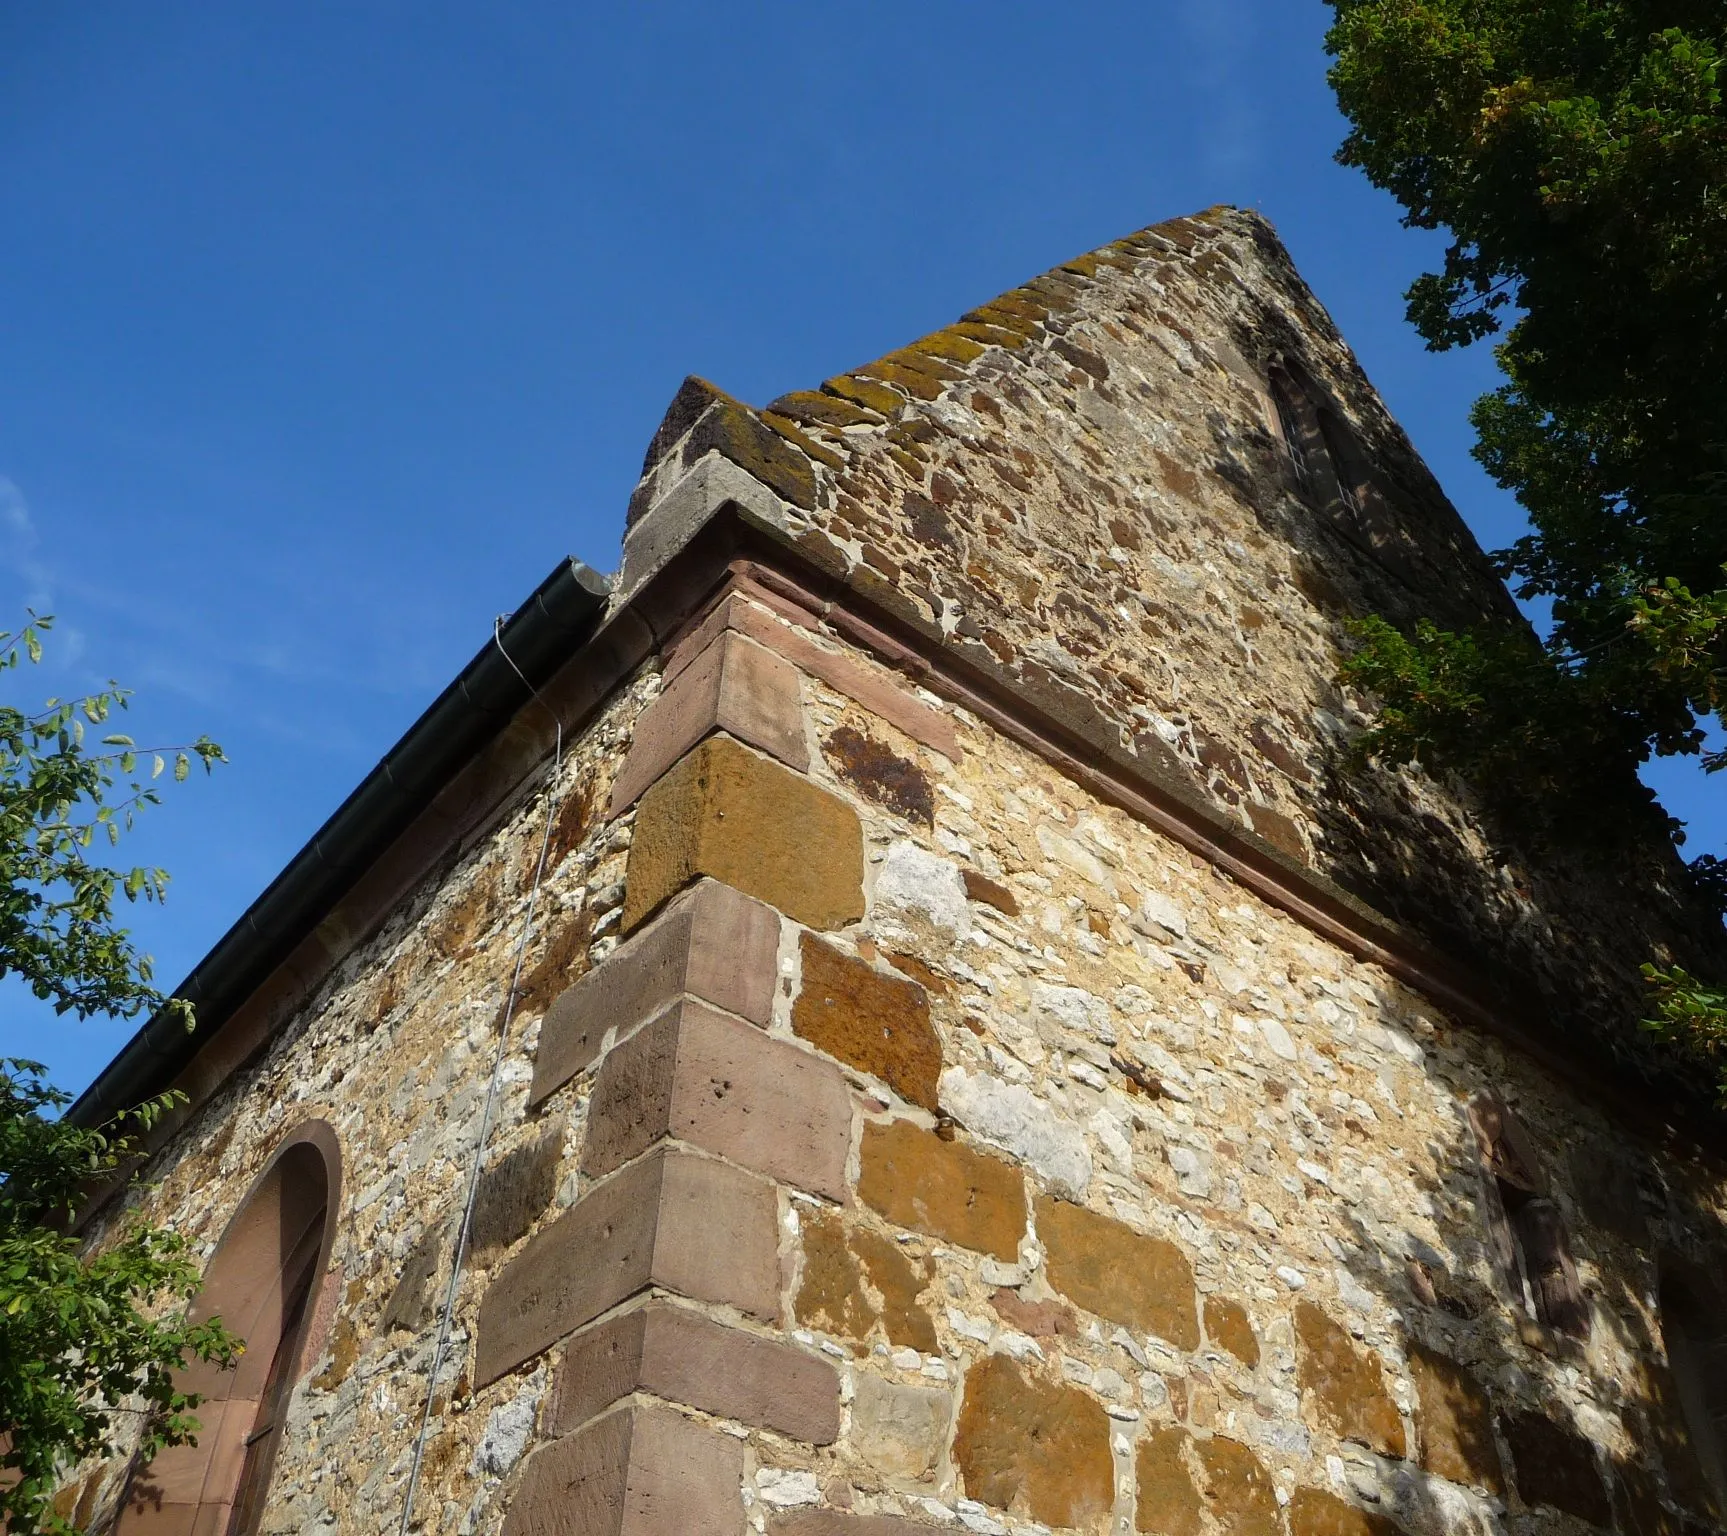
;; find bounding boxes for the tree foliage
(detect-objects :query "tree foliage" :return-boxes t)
[1324,0,1727,832]
[1642,963,1727,1101]
[1,1064,242,1534]
[0,616,236,1533]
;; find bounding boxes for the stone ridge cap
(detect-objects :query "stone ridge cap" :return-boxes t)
[621,204,1277,529]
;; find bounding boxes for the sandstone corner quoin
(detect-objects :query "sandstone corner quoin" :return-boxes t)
[57,207,1727,1536]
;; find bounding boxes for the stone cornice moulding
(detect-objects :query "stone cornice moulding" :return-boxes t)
[84,492,1724,1216]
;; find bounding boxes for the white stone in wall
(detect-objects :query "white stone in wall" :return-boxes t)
[939,1065,1092,1198]
[1254,1015,1298,1062]
[470,1368,544,1478]
[1167,1145,1213,1199]
[874,840,972,935]
[1035,824,1111,888]
[756,1469,821,1508]
[1031,983,1112,1042]
[1090,1109,1135,1177]
[851,1374,953,1482]
[1135,891,1189,939]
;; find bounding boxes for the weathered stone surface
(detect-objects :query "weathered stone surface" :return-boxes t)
[795,1206,876,1343]
[874,841,971,936]
[680,383,818,511]
[470,1127,564,1257]
[1136,1426,1204,1536]
[1408,1344,1502,1494]
[1135,1426,1281,1536]
[821,725,935,825]
[475,1148,779,1385]
[767,389,885,430]
[823,374,907,416]
[954,1353,1114,1530]
[857,1119,1026,1261]
[850,1372,951,1482]
[721,597,962,762]
[549,1301,841,1445]
[532,878,780,1105]
[609,631,808,815]
[1502,1409,1610,1526]
[941,1067,1092,1199]
[583,997,852,1199]
[1287,1487,1405,1536]
[794,935,941,1112]
[502,1400,745,1536]
[1203,1295,1259,1368]
[962,867,1019,915]
[850,1225,938,1353]
[1038,1195,1199,1348]
[1194,1435,1281,1536]
[623,736,865,932]
[794,1207,937,1352]
[1643,1359,1721,1521]
[989,1288,1078,1338]
[1613,1459,1682,1536]
[379,1222,444,1335]
[1294,1301,1406,1459]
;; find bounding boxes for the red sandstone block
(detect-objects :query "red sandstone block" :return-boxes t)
[609,630,809,816]
[531,879,780,1106]
[549,1300,842,1444]
[728,598,961,762]
[502,1401,745,1536]
[583,998,852,1200]
[474,1147,780,1386]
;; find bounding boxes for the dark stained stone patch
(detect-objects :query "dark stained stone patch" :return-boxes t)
[822,726,935,826]
[470,1127,566,1258]
[1502,1409,1610,1526]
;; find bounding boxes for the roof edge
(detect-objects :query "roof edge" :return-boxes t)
[67,555,612,1129]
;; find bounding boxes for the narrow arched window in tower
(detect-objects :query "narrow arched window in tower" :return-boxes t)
[1659,1263,1727,1509]
[116,1122,341,1536]
[1318,407,1370,519]
[1466,1092,1590,1339]
[1268,366,1316,495]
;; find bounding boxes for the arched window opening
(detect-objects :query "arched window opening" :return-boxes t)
[1318,407,1371,519]
[1268,366,1317,495]
[1466,1093,1590,1339]
[117,1122,340,1536]
[1660,1264,1727,1510]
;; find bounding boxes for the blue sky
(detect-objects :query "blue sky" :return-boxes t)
[2,2,1717,1098]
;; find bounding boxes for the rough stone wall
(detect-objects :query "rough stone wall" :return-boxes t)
[622,206,1727,1094]
[66,580,1727,1536]
[56,209,1727,1536]
[60,672,658,1532]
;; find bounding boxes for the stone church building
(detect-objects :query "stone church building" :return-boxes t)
[57,207,1727,1536]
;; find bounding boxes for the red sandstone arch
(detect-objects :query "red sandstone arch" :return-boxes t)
[117,1121,341,1536]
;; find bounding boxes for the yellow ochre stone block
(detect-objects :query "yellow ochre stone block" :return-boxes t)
[622,735,865,932]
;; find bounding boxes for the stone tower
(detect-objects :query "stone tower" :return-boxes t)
[62,208,1727,1536]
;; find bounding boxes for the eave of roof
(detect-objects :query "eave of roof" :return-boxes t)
[67,556,612,1129]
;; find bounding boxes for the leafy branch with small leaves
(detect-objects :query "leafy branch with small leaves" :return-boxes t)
[1324,0,1727,823]
[0,1063,243,1534]
[0,614,239,1533]
[1643,965,1727,1105]
[1326,0,1727,1097]
[0,615,223,1024]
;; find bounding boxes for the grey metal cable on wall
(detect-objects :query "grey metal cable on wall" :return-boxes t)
[396,617,571,1535]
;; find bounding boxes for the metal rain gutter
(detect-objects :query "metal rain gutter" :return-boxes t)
[67,556,612,1129]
